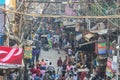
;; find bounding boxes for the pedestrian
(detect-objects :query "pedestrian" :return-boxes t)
[68,48,73,57]
[57,44,60,54]
[80,71,87,80]
[39,59,46,70]
[47,62,55,72]
[57,57,63,67]
[57,65,62,77]
[60,74,66,80]
[66,74,73,80]
[32,40,41,62]
[66,64,72,72]
[64,56,69,65]
[83,72,91,80]
[45,59,50,67]
[73,74,78,80]
[53,37,57,49]
[34,74,41,80]
[63,38,66,47]
[9,72,17,80]
[35,40,41,61]
[62,61,67,76]
[59,37,63,49]
[48,39,52,48]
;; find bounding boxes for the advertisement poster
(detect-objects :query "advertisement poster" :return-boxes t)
[0,46,23,68]
[97,42,113,54]
[24,46,32,59]
[112,56,117,72]
[98,42,107,54]
[106,58,113,78]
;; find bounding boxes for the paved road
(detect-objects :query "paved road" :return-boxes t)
[39,49,67,72]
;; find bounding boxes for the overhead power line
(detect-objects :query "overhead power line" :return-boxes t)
[1,8,120,19]
[94,0,119,27]
[24,1,84,3]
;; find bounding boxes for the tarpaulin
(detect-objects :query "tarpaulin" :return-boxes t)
[0,35,4,46]
[0,10,4,35]
[0,0,5,5]
[0,46,23,68]
[65,4,77,16]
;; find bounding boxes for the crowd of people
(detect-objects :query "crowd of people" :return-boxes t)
[29,56,78,80]
[28,34,106,80]
[29,50,105,80]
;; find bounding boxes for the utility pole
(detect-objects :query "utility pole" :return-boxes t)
[116,35,120,80]
[116,0,120,79]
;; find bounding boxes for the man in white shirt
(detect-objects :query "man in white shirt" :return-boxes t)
[68,48,73,56]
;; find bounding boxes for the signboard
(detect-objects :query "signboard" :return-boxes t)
[24,46,32,59]
[97,42,107,54]
[112,56,117,72]
[106,58,113,78]
[97,42,113,55]
[0,46,23,69]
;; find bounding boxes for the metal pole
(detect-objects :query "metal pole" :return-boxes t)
[3,70,7,80]
[88,19,91,30]
[116,35,120,80]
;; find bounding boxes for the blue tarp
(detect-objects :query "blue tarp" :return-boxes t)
[0,35,4,45]
[0,0,5,5]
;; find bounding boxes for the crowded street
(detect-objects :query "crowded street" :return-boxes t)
[39,49,67,71]
[0,0,120,80]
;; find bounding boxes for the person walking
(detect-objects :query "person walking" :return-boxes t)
[57,44,60,54]
[66,74,73,80]
[68,48,73,57]
[39,59,46,70]
[73,74,78,80]
[32,40,41,62]
[57,57,63,67]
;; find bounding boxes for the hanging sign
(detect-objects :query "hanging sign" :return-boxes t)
[112,56,117,72]
[106,58,113,78]
[97,42,107,54]
[0,46,23,69]
[24,46,32,59]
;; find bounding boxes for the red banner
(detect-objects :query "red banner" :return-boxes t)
[0,46,23,66]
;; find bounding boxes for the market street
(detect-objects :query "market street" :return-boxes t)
[39,49,67,72]
[0,0,119,80]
